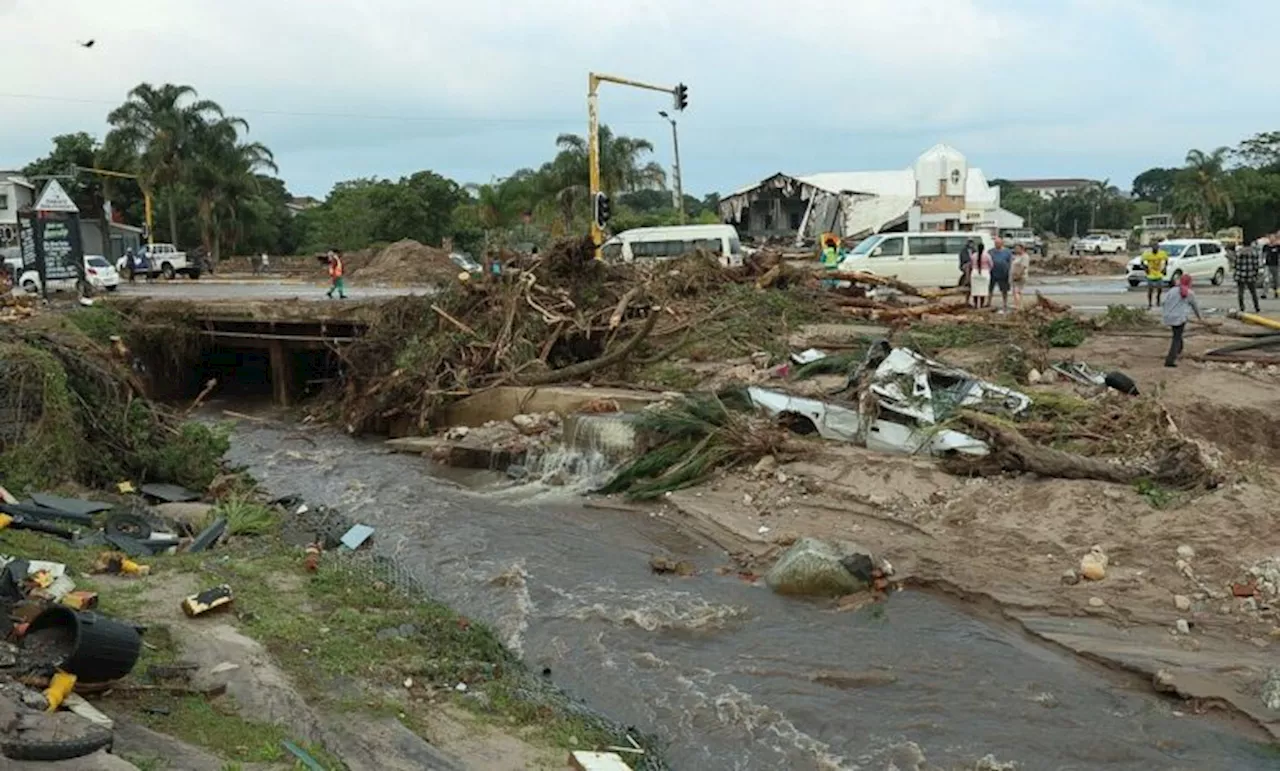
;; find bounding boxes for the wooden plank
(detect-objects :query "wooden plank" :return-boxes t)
[569,751,633,771]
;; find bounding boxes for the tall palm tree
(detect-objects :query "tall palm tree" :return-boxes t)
[553,125,667,195]
[1180,147,1234,233]
[187,116,277,261]
[107,83,226,244]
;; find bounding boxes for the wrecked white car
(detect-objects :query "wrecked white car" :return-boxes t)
[747,347,1030,457]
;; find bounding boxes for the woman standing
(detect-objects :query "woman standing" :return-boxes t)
[968,241,991,309]
[1011,244,1030,310]
[1161,274,1202,367]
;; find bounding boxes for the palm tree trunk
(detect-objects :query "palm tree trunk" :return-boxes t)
[167,197,179,246]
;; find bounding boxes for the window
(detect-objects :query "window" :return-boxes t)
[788,211,802,230]
[729,236,742,255]
[907,236,946,256]
[850,235,884,256]
[1199,242,1221,256]
[0,194,7,210]
[943,236,971,254]
[693,238,724,254]
[1182,245,1199,258]
[875,236,904,257]
[601,242,623,261]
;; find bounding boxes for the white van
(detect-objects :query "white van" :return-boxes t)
[840,231,996,289]
[601,224,743,267]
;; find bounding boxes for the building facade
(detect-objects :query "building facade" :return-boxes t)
[720,145,1022,244]
[0,172,36,245]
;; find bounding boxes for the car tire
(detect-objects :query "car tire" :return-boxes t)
[21,280,36,293]
[161,263,176,280]
[1212,267,1225,286]
[188,269,201,280]
[106,285,118,292]
[1127,279,1140,288]
[1094,247,1102,255]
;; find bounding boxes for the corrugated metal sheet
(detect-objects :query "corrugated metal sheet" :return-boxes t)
[841,194,916,239]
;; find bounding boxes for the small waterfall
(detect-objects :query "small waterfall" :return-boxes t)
[523,412,642,491]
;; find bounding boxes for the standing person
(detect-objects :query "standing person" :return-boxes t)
[1234,238,1262,313]
[1140,240,1169,309]
[1264,233,1280,300]
[260,252,270,276]
[987,236,1014,313]
[958,238,973,287]
[325,249,346,299]
[125,247,137,284]
[1161,274,1202,368]
[968,241,991,309]
[1011,243,1030,310]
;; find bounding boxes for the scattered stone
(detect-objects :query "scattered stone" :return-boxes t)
[1080,546,1108,581]
[1262,670,1280,711]
[765,538,870,597]
[1175,619,1191,635]
[775,471,788,485]
[1153,669,1177,693]
[1176,544,1195,560]
[1061,569,1080,586]
[1027,368,1042,384]
[376,623,419,641]
[884,741,928,771]
[743,493,754,506]
[1173,595,1192,612]
[839,553,875,585]
[1088,597,1106,608]
[443,426,470,441]
[1102,487,1123,502]
[648,555,696,577]
[1239,597,1259,613]
[1031,691,1058,708]
[752,455,777,475]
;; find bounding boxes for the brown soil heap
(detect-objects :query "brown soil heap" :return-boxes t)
[355,239,457,285]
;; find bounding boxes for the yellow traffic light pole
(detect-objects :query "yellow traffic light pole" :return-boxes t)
[588,72,683,256]
[77,166,154,245]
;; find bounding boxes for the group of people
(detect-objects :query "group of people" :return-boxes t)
[958,236,1030,313]
[122,247,153,283]
[1227,234,1280,313]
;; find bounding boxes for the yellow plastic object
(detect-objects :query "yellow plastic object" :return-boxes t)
[45,670,77,712]
[120,558,150,577]
[0,513,11,530]
[1234,311,1280,331]
[117,481,136,494]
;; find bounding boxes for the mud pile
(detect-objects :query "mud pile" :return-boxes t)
[1032,254,1126,276]
[354,239,457,285]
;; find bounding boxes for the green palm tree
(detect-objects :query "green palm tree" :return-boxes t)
[553,125,667,195]
[187,116,277,261]
[107,83,226,244]
[1180,147,1234,233]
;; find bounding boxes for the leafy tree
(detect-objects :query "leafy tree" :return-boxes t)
[22,132,101,212]
[1234,131,1280,169]
[107,83,226,244]
[187,116,278,260]
[552,126,667,196]
[1130,167,1178,203]
[1175,148,1234,233]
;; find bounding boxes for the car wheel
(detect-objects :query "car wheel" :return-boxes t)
[1169,270,1182,287]
[21,280,37,293]
[188,270,201,280]
[1094,247,1102,255]
[161,263,176,280]
[1127,279,1140,288]
[106,285,118,292]
[1212,267,1225,286]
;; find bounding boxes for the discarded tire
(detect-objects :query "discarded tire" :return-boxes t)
[104,511,152,540]
[1104,371,1139,396]
[25,607,141,683]
[1,723,113,761]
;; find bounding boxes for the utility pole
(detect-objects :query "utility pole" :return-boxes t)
[587,73,688,255]
[76,166,154,245]
[658,111,684,224]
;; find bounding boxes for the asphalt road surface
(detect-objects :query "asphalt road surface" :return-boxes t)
[102,275,1277,316]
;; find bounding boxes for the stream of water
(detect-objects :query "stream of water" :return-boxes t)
[224,418,1276,770]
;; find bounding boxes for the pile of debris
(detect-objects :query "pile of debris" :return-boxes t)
[353,239,460,285]
[333,237,836,434]
[1031,253,1126,277]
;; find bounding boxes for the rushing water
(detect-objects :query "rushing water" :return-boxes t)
[224,418,1276,771]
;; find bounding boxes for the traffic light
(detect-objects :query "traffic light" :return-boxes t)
[593,192,611,229]
[673,83,688,111]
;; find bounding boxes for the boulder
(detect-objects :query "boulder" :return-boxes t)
[152,502,215,532]
[765,538,870,597]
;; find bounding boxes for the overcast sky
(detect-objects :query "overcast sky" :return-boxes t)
[2,0,1277,199]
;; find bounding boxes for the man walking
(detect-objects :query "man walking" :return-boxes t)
[987,236,1014,313]
[1234,239,1262,313]
[1140,240,1168,309]
[325,249,346,299]
[1264,233,1280,300]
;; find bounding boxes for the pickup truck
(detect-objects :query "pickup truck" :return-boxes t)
[999,228,1044,254]
[1070,234,1128,255]
[116,243,201,280]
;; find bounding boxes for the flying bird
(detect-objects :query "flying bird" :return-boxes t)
[78,39,94,48]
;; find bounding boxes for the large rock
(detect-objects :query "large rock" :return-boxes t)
[765,538,870,597]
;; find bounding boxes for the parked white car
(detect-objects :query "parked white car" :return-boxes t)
[1070,234,1128,255]
[116,243,200,279]
[20,254,120,294]
[839,231,995,289]
[1126,239,1228,288]
[600,224,744,267]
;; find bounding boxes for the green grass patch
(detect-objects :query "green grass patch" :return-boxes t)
[1039,317,1088,348]
[897,323,1014,353]
[1135,478,1177,509]
[212,496,279,536]
[637,361,702,391]
[136,696,340,768]
[65,306,128,344]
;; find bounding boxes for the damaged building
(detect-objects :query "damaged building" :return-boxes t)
[719,144,1024,245]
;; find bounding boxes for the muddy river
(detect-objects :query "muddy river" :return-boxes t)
[224,418,1276,770]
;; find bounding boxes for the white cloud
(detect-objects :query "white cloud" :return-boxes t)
[1,0,1277,195]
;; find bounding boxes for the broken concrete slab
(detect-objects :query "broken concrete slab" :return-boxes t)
[139,483,200,503]
[439,386,663,429]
